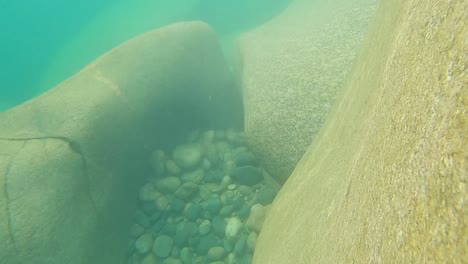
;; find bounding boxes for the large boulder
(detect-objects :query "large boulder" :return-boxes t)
[235,0,377,183]
[253,0,467,263]
[0,21,241,264]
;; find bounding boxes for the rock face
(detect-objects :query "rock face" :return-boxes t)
[0,21,241,264]
[253,0,468,263]
[235,0,377,183]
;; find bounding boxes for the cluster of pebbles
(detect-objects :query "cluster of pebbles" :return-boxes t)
[126,129,280,264]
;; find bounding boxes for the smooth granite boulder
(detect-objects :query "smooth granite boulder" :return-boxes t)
[235,0,377,183]
[253,0,467,263]
[0,21,241,264]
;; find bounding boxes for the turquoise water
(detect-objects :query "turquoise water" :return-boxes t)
[0,0,291,111]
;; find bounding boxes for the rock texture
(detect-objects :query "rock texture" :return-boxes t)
[0,21,241,264]
[235,0,377,183]
[253,0,467,263]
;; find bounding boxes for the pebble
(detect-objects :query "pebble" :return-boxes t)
[184,203,202,221]
[180,169,204,184]
[220,205,234,217]
[207,246,226,261]
[224,239,234,253]
[234,151,257,167]
[196,233,219,255]
[135,233,153,254]
[166,159,182,175]
[246,204,267,232]
[170,198,185,212]
[173,144,203,169]
[225,217,243,242]
[227,253,236,264]
[205,198,222,215]
[155,195,170,211]
[233,233,248,256]
[180,247,194,264]
[255,187,277,205]
[237,185,253,196]
[231,166,263,186]
[237,205,251,220]
[175,182,199,200]
[199,219,212,235]
[227,184,236,190]
[141,254,158,264]
[162,257,183,264]
[157,177,182,194]
[202,158,212,170]
[204,144,220,165]
[212,216,226,237]
[153,235,174,258]
[205,169,224,183]
[247,232,257,252]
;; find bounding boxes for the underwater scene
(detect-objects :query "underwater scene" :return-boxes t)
[0,0,466,264]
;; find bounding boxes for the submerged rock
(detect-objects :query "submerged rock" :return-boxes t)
[153,235,174,258]
[173,144,204,169]
[231,166,263,186]
[175,182,199,200]
[135,233,153,254]
[207,246,226,261]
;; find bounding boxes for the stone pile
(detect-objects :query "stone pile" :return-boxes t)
[126,129,280,264]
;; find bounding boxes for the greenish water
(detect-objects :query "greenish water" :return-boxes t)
[0,0,291,111]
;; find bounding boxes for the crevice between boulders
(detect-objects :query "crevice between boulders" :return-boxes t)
[0,136,99,233]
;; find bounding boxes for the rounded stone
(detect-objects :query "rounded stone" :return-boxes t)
[170,198,185,212]
[225,217,243,241]
[233,234,247,256]
[212,216,226,237]
[173,144,204,169]
[205,198,222,215]
[156,177,182,194]
[207,246,226,261]
[162,257,183,264]
[220,205,235,217]
[155,195,170,211]
[141,254,158,264]
[135,233,153,254]
[153,235,174,258]
[196,234,219,255]
[199,219,212,235]
[246,204,267,232]
[166,159,182,175]
[254,187,277,205]
[184,203,202,221]
[234,151,258,167]
[180,247,194,264]
[231,166,263,186]
[247,232,257,252]
[237,185,253,196]
[181,169,204,184]
[205,169,224,183]
[224,239,234,253]
[175,182,199,200]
